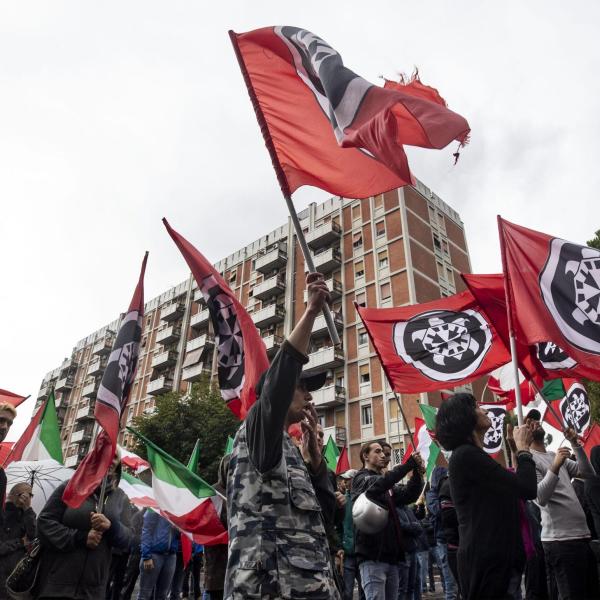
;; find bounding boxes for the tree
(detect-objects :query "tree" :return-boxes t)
[131,377,239,484]
[587,229,600,250]
[584,379,600,426]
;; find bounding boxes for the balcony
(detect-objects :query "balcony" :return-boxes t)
[304,346,345,375]
[181,362,210,383]
[186,334,214,353]
[253,275,286,301]
[59,358,78,377]
[71,428,92,444]
[92,336,114,356]
[311,312,344,338]
[81,379,99,398]
[190,309,210,330]
[304,278,342,303]
[37,386,49,401]
[151,349,178,370]
[76,404,95,421]
[193,289,205,304]
[87,357,106,377]
[262,334,283,358]
[306,221,342,250]
[313,248,342,273]
[147,376,174,396]
[64,454,79,468]
[160,302,185,322]
[55,376,74,392]
[323,425,347,447]
[251,304,285,329]
[156,325,181,345]
[311,385,346,409]
[255,245,287,274]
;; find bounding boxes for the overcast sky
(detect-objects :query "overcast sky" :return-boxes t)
[2,1,599,441]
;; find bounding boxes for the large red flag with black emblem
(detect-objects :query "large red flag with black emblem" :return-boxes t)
[163,219,269,419]
[498,218,600,379]
[355,290,510,393]
[229,26,470,199]
[63,253,147,508]
[542,379,591,435]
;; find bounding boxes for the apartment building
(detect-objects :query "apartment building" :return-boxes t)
[36,179,477,469]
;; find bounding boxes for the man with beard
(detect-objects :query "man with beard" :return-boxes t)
[224,273,340,599]
[526,410,599,599]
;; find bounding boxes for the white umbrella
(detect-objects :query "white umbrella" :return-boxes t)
[5,459,73,515]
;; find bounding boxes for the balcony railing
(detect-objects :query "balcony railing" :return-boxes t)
[251,304,285,329]
[323,425,347,447]
[255,245,287,274]
[186,334,214,353]
[311,312,344,337]
[304,278,342,303]
[160,302,185,322]
[71,428,92,443]
[190,309,210,330]
[55,376,74,392]
[92,336,114,356]
[311,385,346,408]
[304,346,344,375]
[181,362,210,382]
[156,325,181,345]
[76,404,95,421]
[306,221,342,250]
[147,376,174,396]
[253,275,286,301]
[59,358,78,377]
[262,334,284,357]
[151,350,178,370]
[87,357,107,377]
[37,386,50,401]
[313,248,342,273]
[81,379,99,398]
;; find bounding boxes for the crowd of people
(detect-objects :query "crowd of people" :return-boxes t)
[1,274,600,599]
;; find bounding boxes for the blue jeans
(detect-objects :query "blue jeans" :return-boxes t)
[360,560,399,600]
[417,551,429,593]
[432,543,457,600]
[137,553,177,600]
[343,554,365,600]
[398,551,419,599]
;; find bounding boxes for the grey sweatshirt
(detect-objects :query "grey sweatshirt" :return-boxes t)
[531,446,596,542]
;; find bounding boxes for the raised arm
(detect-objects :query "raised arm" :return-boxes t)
[564,428,596,479]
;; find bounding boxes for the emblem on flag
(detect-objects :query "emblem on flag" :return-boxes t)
[482,405,506,455]
[393,309,492,382]
[560,382,590,434]
[540,239,600,355]
[536,341,578,370]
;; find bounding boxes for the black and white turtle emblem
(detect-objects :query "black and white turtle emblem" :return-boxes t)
[482,405,506,455]
[540,239,600,354]
[393,309,492,381]
[536,341,577,371]
[560,383,590,434]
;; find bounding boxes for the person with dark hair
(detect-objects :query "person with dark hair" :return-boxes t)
[0,403,17,518]
[585,445,600,540]
[351,441,425,599]
[380,441,392,471]
[435,393,536,600]
[525,413,599,600]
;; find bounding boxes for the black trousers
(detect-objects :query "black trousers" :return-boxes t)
[543,539,599,600]
[181,554,202,598]
[120,550,141,600]
[106,552,130,600]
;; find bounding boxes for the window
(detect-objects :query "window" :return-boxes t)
[380,282,391,300]
[354,260,365,279]
[316,413,326,428]
[358,328,368,346]
[436,261,445,279]
[335,374,345,388]
[375,220,386,238]
[359,363,370,385]
[351,204,361,223]
[353,231,363,249]
[433,233,442,252]
[229,270,237,284]
[378,250,389,269]
[445,266,455,285]
[428,205,436,223]
[374,194,384,211]
[361,404,373,426]
[355,290,366,307]
[436,211,446,233]
[442,239,450,255]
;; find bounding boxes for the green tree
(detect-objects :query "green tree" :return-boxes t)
[587,229,600,250]
[584,379,600,426]
[131,377,239,484]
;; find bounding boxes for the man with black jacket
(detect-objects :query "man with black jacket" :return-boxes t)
[351,441,424,600]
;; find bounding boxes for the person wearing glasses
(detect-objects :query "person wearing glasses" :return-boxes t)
[0,483,36,600]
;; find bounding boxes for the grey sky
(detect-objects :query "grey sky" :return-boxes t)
[2,1,599,440]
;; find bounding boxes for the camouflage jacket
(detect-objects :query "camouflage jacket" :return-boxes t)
[224,424,340,599]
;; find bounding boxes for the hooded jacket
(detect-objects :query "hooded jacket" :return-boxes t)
[140,510,178,560]
[426,466,449,544]
[584,445,600,540]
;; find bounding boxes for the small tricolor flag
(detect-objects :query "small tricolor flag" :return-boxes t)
[403,417,440,479]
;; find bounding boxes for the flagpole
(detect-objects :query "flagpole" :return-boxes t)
[527,378,567,431]
[394,392,416,451]
[97,475,108,513]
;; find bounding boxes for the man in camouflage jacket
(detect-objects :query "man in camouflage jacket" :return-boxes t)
[225,273,340,599]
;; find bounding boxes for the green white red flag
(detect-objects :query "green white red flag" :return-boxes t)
[119,472,157,509]
[403,417,439,479]
[323,435,340,471]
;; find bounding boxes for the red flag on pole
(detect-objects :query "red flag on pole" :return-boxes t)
[542,379,591,436]
[498,218,600,379]
[584,423,600,459]
[63,253,148,508]
[163,219,269,419]
[181,533,193,568]
[229,26,470,199]
[335,446,350,475]
[355,290,510,393]
[0,389,28,408]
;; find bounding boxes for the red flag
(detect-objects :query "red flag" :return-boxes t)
[584,423,600,459]
[229,27,470,199]
[543,379,591,435]
[355,290,510,393]
[181,533,193,568]
[335,446,350,475]
[163,220,269,419]
[0,389,28,407]
[0,443,13,466]
[63,253,147,508]
[498,218,600,379]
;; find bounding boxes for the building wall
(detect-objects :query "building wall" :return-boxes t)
[36,180,477,469]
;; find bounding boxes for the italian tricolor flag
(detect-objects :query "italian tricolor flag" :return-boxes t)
[130,428,227,546]
[5,391,63,465]
[403,416,440,479]
[119,472,157,509]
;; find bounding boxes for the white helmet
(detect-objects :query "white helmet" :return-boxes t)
[352,492,389,534]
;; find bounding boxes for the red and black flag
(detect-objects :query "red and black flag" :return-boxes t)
[229,26,470,199]
[480,403,507,456]
[498,218,600,379]
[355,290,510,393]
[163,220,269,419]
[0,388,28,408]
[542,379,591,435]
[63,253,147,508]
